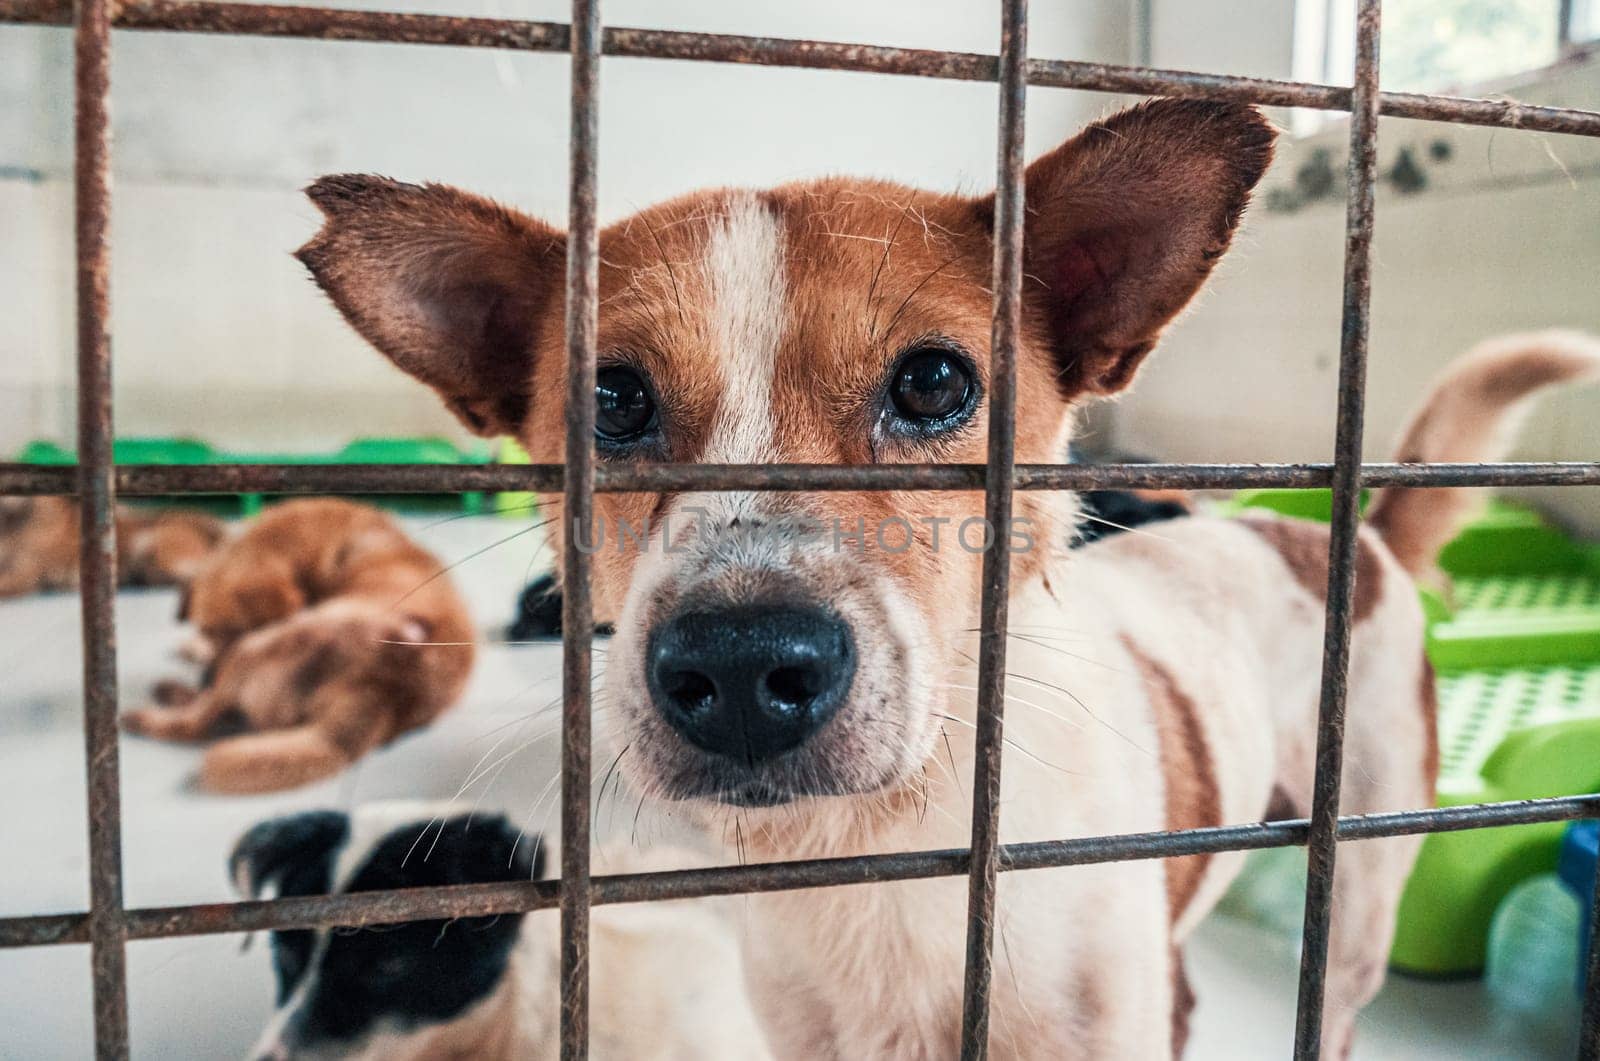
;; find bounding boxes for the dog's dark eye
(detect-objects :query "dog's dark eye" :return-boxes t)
[595,366,657,442]
[888,348,975,426]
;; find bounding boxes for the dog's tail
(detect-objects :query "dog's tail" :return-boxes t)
[1366,330,1600,576]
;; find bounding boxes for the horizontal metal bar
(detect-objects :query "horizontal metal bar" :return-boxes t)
[3,461,1600,498]
[2,0,1599,138]
[2,794,1593,950]
[0,912,92,947]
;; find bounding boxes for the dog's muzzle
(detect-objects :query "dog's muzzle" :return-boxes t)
[646,605,856,766]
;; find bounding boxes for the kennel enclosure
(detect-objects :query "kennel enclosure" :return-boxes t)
[2,0,1600,1058]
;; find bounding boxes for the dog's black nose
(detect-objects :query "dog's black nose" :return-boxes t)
[647,606,855,764]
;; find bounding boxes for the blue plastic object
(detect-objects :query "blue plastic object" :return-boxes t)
[1558,820,1600,987]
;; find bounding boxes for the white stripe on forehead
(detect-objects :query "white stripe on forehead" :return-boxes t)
[698,192,786,468]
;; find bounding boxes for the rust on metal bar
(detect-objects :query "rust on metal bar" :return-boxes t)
[958,2,1026,1055]
[6,461,1600,499]
[72,0,130,1050]
[1293,3,1382,1058]
[559,0,601,1055]
[3,0,1600,137]
[4,794,1597,951]
[0,912,92,948]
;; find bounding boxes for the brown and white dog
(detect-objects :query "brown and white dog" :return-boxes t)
[293,97,1600,1058]
[122,498,474,793]
[0,496,225,598]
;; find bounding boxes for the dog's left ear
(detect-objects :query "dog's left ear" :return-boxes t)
[988,99,1275,396]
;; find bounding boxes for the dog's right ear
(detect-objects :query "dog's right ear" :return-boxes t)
[297,175,566,438]
[230,810,350,899]
[989,99,1275,398]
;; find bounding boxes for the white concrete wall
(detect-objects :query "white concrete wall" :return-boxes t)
[0,0,1133,454]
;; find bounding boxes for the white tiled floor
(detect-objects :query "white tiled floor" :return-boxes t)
[0,515,1584,1058]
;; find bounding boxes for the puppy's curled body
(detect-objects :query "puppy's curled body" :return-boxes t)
[126,499,473,793]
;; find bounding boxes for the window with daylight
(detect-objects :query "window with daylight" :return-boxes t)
[1571,0,1600,46]
[1383,0,1562,91]
[1299,0,1593,100]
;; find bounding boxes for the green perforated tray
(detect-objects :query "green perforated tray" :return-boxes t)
[1430,574,1600,670]
[1393,662,1600,975]
[1438,665,1600,790]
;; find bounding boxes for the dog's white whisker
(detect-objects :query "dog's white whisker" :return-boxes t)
[1003,631,1137,676]
[933,712,1083,776]
[510,768,565,871]
[1075,511,1181,544]
[391,518,553,608]
[935,681,1087,733]
[417,496,560,533]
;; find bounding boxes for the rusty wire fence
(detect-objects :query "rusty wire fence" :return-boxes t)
[1,0,1600,1058]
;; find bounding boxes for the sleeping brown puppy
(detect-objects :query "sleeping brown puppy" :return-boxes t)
[0,496,225,598]
[121,497,474,793]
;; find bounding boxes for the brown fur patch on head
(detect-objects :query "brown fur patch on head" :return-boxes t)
[1237,517,1385,623]
[1121,636,1221,923]
[521,179,1049,627]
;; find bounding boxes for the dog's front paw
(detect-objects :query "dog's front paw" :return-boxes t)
[177,633,216,666]
[120,707,162,737]
[122,704,214,742]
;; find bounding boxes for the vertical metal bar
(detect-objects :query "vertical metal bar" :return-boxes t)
[1291,2,1381,1058]
[74,0,128,1053]
[559,0,600,1056]
[1580,853,1600,1058]
[957,0,1027,1056]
